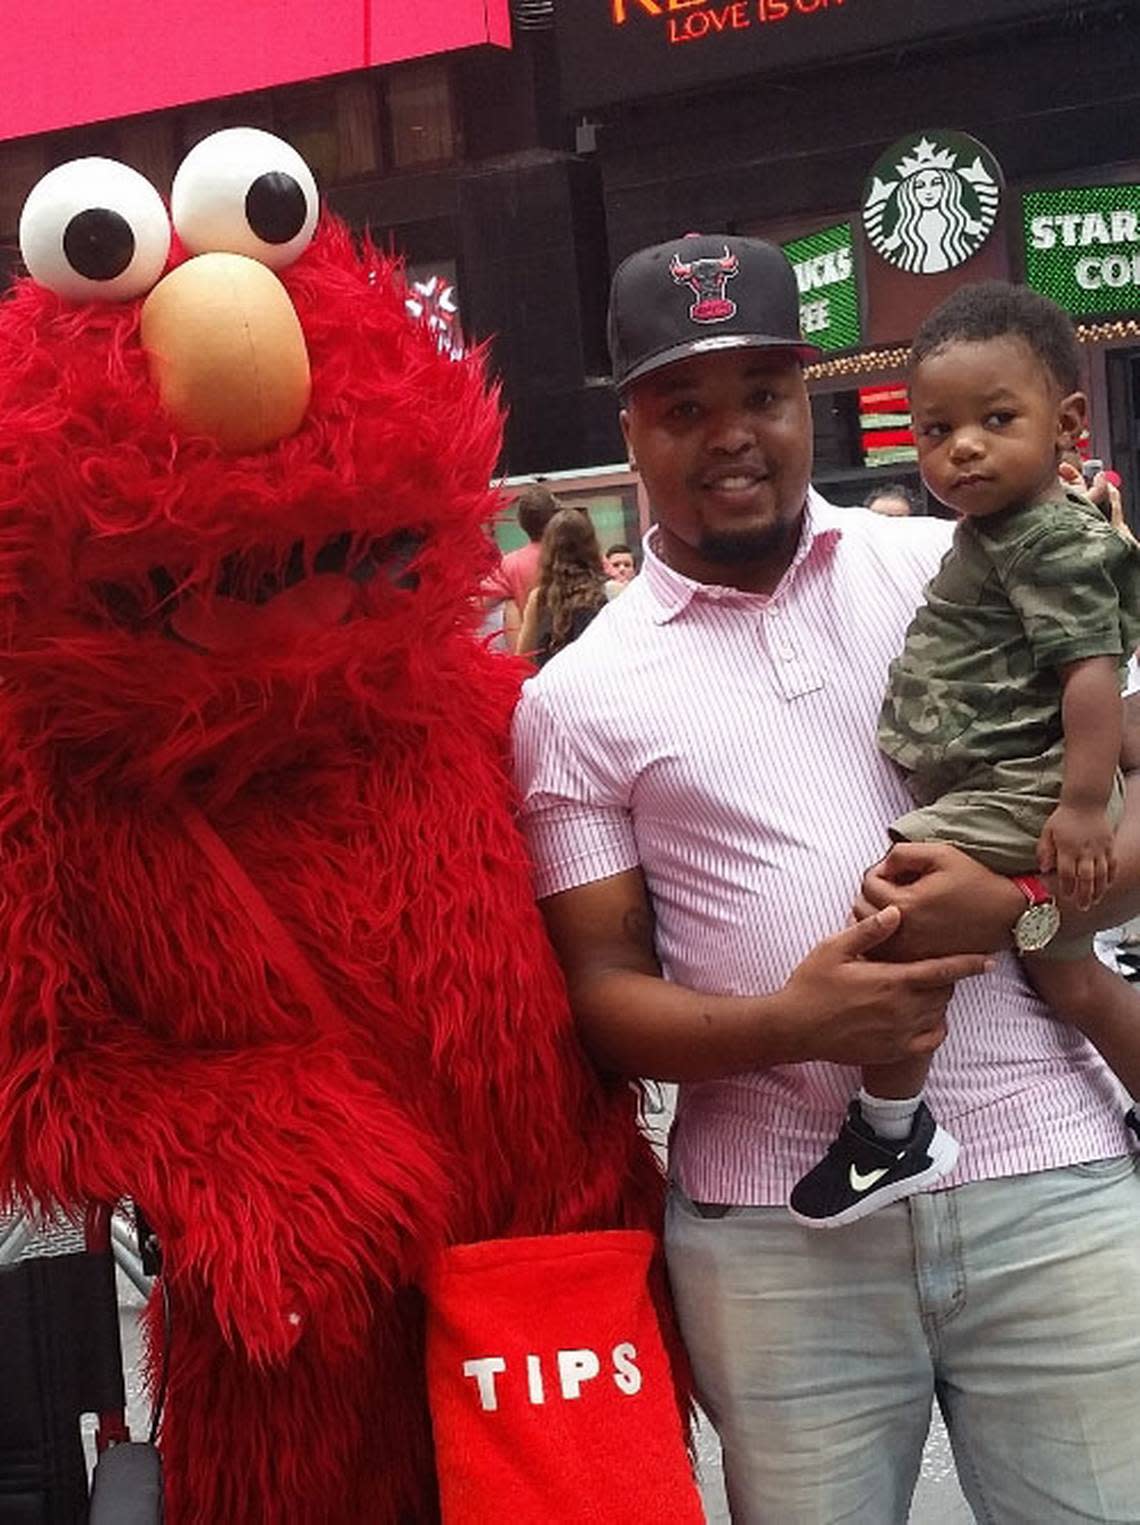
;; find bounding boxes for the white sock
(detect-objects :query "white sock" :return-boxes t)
[858,1088,922,1142]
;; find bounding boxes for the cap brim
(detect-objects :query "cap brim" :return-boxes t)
[616,332,822,391]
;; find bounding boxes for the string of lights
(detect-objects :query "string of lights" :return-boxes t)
[806,320,1140,383]
[1074,319,1140,344]
[805,348,910,381]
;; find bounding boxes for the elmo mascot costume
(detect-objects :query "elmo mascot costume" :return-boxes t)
[0,129,701,1523]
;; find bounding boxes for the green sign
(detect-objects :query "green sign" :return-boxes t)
[782,223,861,353]
[1023,185,1140,316]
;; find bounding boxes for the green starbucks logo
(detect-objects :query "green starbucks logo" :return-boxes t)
[863,132,1003,275]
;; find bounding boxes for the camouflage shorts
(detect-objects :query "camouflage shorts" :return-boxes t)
[890,751,1125,962]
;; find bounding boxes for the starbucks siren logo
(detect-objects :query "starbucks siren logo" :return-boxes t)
[863,132,1003,275]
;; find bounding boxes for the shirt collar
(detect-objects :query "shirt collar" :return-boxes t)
[641,488,845,624]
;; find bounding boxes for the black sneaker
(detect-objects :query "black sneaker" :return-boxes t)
[1118,950,1140,984]
[788,1100,960,1230]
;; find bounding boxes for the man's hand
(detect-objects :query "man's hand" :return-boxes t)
[779,905,992,1066]
[853,841,1025,962]
[1038,801,1116,909]
[542,869,992,1082]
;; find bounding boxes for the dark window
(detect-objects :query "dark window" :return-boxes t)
[179,93,274,157]
[386,60,456,171]
[0,138,45,240]
[811,390,862,474]
[274,84,343,187]
[1107,347,1140,531]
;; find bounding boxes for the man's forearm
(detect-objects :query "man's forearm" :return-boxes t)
[857,780,1140,962]
[569,967,802,1082]
[855,842,1025,962]
[541,875,982,1084]
[563,911,982,1083]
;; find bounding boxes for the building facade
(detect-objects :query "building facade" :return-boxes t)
[2,1,1139,520]
[0,2,620,483]
[562,0,1140,518]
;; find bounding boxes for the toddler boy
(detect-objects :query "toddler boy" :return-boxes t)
[792,281,1140,1227]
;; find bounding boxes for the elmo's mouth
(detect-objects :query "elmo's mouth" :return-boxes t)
[91,531,425,647]
[176,530,425,653]
[171,529,424,607]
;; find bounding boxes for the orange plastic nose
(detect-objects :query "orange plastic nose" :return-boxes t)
[141,252,311,454]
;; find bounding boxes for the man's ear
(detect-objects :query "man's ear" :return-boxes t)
[1056,391,1088,452]
[619,408,637,472]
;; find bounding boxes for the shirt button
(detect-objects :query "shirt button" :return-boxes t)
[777,645,795,661]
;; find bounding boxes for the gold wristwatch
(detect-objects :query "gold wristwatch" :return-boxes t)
[1011,874,1061,954]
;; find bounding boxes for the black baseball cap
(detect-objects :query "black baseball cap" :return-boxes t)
[608,233,820,391]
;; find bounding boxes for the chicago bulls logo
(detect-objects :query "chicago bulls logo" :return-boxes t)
[670,245,739,323]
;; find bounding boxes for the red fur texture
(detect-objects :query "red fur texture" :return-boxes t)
[0,219,666,1520]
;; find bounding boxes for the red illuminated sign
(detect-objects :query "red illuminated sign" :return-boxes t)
[561,0,1084,112]
[859,386,916,469]
[612,0,845,47]
[0,0,511,143]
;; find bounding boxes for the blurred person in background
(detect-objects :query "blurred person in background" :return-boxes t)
[606,543,638,584]
[605,541,638,598]
[483,483,562,650]
[518,508,611,667]
[864,482,918,517]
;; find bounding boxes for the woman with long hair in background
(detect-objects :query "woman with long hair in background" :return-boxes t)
[517,508,611,665]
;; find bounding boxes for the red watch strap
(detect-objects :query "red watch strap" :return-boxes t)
[1011,873,1052,906]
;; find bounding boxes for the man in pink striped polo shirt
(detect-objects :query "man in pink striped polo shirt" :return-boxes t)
[512,234,1140,1522]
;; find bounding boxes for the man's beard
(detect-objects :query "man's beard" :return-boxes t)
[697,520,797,566]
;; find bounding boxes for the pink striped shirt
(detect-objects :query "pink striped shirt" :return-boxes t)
[512,490,1132,1206]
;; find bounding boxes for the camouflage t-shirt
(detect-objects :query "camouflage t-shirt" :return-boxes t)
[878,488,1140,804]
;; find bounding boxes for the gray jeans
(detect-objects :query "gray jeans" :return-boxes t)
[666,1156,1140,1523]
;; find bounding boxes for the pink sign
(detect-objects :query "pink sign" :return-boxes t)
[0,0,511,142]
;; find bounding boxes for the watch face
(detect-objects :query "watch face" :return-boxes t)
[1015,901,1062,954]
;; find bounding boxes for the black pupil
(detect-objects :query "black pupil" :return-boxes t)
[63,207,135,282]
[245,173,307,245]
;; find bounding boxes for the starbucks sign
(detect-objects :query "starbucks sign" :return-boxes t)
[863,131,1003,275]
[1023,185,1140,316]
[782,223,861,353]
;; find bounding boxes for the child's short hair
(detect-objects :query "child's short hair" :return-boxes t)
[909,281,1081,396]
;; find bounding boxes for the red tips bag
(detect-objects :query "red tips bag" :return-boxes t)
[425,1229,704,1524]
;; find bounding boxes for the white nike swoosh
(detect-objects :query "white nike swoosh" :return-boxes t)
[849,1165,889,1193]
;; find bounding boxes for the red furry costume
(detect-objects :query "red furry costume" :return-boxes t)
[0,143,689,1522]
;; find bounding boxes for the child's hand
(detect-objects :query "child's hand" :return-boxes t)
[1037,802,1116,910]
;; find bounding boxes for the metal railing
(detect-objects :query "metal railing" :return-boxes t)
[0,1203,153,1298]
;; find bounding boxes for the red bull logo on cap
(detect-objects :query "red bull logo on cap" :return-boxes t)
[670,245,739,323]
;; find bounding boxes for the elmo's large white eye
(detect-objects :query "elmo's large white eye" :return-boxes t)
[172,128,318,271]
[19,158,171,303]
